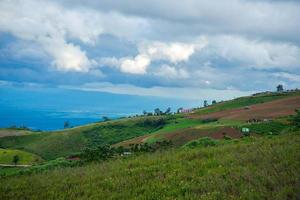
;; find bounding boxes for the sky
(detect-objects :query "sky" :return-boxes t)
[0,0,300,100]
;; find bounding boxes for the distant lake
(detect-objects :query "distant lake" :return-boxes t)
[0,86,200,130]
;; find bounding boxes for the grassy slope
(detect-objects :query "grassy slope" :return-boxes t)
[144,117,204,143]
[0,91,298,160]
[194,91,300,116]
[0,117,166,160]
[0,133,299,200]
[0,148,43,165]
[116,92,300,146]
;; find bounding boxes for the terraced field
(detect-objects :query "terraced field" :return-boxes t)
[190,95,300,121]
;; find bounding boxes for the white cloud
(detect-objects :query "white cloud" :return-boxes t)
[120,54,150,74]
[40,37,94,72]
[139,42,196,63]
[63,0,300,43]
[210,35,300,69]
[0,0,148,72]
[154,65,190,79]
[101,38,207,74]
[0,0,102,72]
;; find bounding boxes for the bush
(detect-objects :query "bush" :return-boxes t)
[201,118,218,123]
[81,145,114,161]
[184,137,219,148]
[291,109,300,128]
[138,117,167,127]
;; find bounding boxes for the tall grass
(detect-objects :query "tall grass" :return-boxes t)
[0,133,299,199]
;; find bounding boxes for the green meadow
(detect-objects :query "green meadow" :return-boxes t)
[0,133,299,199]
[0,91,299,199]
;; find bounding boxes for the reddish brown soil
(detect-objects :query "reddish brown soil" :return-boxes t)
[66,157,81,161]
[165,127,243,146]
[209,127,243,139]
[116,127,243,147]
[190,96,300,121]
[113,134,150,147]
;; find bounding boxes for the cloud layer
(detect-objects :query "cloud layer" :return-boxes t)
[0,0,299,99]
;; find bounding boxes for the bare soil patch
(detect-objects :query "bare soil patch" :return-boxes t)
[189,96,300,121]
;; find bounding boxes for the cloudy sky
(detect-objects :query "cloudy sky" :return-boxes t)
[0,0,299,100]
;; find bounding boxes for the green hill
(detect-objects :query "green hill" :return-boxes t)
[0,91,299,160]
[0,148,43,165]
[194,91,300,116]
[0,117,168,160]
[0,133,298,199]
[0,91,299,199]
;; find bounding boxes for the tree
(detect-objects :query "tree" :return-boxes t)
[102,116,110,121]
[147,112,153,116]
[212,100,217,104]
[177,107,183,114]
[165,107,171,115]
[13,155,19,165]
[292,109,300,128]
[143,110,147,115]
[154,108,162,115]
[64,121,70,129]
[204,100,208,107]
[277,84,284,92]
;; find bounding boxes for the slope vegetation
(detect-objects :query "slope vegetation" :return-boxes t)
[0,117,166,160]
[190,95,300,121]
[0,133,299,199]
[0,148,43,165]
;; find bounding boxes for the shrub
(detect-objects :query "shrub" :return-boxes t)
[184,137,219,148]
[201,118,218,123]
[291,109,300,128]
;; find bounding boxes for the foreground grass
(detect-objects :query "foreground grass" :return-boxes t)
[0,133,299,200]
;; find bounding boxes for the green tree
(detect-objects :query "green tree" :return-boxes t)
[165,107,171,115]
[177,107,183,114]
[204,100,208,107]
[13,155,19,165]
[292,109,300,128]
[277,84,284,92]
[102,116,110,122]
[154,108,162,115]
[64,121,70,129]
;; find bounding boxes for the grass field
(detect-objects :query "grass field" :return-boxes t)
[0,117,169,160]
[0,148,43,165]
[194,91,300,116]
[0,133,298,199]
[0,92,299,199]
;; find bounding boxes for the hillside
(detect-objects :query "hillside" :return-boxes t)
[0,148,43,165]
[116,92,300,147]
[0,91,299,160]
[193,91,300,116]
[0,133,299,199]
[0,117,166,160]
[0,91,299,199]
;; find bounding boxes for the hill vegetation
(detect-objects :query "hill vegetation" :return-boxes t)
[195,91,300,116]
[0,133,299,199]
[0,117,169,160]
[0,91,299,199]
[0,148,43,165]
